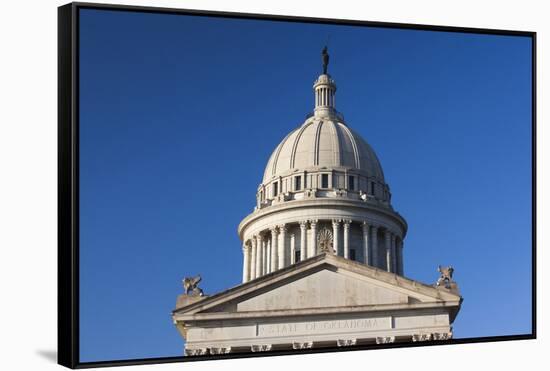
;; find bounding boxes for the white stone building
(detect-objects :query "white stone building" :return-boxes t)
[172,50,462,356]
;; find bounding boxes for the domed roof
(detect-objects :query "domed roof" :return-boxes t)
[262,119,385,184]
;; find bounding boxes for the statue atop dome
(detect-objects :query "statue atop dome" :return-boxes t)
[322,46,329,74]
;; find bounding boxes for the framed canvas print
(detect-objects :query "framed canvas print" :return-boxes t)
[58,2,536,368]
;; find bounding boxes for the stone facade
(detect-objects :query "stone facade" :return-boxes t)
[173,254,461,354]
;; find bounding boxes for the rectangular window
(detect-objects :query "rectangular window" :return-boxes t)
[295,176,301,191]
[350,249,356,261]
[321,174,329,189]
[273,182,278,197]
[348,175,355,191]
[295,250,301,263]
[370,181,375,195]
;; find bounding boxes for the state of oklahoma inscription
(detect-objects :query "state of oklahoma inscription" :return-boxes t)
[258,317,390,337]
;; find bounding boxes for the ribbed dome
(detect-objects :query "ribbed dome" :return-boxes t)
[262,119,385,184]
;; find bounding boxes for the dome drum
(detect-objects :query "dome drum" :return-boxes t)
[255,168,391,211]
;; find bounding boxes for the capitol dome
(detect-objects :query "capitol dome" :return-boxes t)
[238,50,407,284]
[262,119,385,185]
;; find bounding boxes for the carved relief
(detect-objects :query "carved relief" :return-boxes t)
[317,228,333,253]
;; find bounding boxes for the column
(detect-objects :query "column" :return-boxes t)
[266,238,271,274]
[343,220,351,259]
[290,233,296,265]
[242,243,250,282]
[371,225,379,268]
[310,220,318,256]
[300,221,307,261]
[397,238,404,276]
[362,221,370,265]
[385,229,392,272]
[391,234,397,273]
[250,238,257,280]
[256,235,263,277]
[278,224,287,269]
[262,240,268,276]
[332,220,341,256]
[270,228,278,272]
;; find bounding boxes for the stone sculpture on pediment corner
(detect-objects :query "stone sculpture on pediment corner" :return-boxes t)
[183,275,204,297]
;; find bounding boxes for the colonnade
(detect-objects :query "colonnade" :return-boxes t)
[242,220,404,282]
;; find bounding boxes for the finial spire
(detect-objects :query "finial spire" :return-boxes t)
[313,48,337,117]
[322,46,329,75]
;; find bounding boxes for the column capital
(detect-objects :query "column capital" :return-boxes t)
[433,332,453,340]
[362,221,370,231]
[184,348,208,356]
[336,339,356,347]
[292,341,313,349]
[309,219,318,226]
[278,224,287,233]
[375,336,395,344]
[209,346,231,354]
[343,219,352,226]
[251,344,272,352]
[270,227,278,235]
[299,220,308,228]
[332,219,341,226]
[412,334,432,342]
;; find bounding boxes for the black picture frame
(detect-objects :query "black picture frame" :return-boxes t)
[58,2,537,368]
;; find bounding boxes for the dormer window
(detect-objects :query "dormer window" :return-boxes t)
[295,176,302,191]
[321,174,329,189]
[348,176,355,191]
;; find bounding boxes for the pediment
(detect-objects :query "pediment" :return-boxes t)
[173,254,461,316]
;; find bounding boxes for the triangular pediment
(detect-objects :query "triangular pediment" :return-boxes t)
[173,254,461,317]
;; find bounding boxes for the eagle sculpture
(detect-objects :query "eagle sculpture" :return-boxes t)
[183,275,204,296]
[436,266,454,289]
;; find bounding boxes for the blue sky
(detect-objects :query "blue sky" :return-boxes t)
[78,8,533,362]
